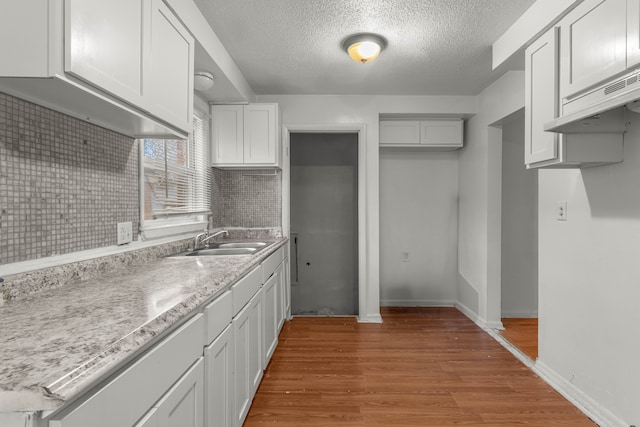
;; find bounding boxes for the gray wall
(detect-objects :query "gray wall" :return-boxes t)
[379,149,459,306]
[537,114,640,424]
[290,133,358,315]
[501,112,538,317]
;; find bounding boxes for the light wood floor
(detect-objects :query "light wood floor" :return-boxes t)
[245,307,596,426]
[500,318,539,361]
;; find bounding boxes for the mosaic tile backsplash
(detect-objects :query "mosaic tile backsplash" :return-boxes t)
[0,92,139,265]
[216,169,282,228]
[1,91,281,266]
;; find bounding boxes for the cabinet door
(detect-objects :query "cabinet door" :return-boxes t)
[0,0,50,76]
[275,264,285,332]
[628,0,640,67]
[560,0,627,99]
[525,27,560,165]
[145,0,194,132]
[204,325,234,427]
[49,315,204,427]
[379,120,420,145]
[420,120,463,147]
[233,301,252,427]
[211,105,244,165]
[243,104,277,164]
[283,257,291,322]
[155,358,204,427]
[65,0,145,105]
[263,274,278,367]
[248,289,264,398]
[135,410,159,427]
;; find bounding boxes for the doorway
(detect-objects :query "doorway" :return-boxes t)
[499,110,539,360]
[289,133,359,315]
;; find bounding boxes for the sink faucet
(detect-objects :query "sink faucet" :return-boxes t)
[194,231,209,250]
[201,230,229,247]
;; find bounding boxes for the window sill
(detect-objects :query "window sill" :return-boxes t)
[0,234,194,277]
[140,220,208,240]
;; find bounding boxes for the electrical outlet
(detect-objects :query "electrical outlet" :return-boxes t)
[557,201,568,221]
[402,252,410,262]
[117,222,133,245]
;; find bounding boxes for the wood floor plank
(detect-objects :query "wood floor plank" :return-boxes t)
[500,317,539,360]
[244,307,596,426]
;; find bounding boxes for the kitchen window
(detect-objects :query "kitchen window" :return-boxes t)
[139,110,211,239]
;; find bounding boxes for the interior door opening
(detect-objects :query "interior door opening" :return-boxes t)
[499,110,539,360]
[289,133,359,316]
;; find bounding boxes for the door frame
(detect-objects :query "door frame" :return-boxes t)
[282,124,370,321]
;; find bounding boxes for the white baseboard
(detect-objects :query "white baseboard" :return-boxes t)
[381,299,456,307]
[357,313,383,323]
[454,301,483,326]
[501,311,538,318]
[485,328,535,365]
[534,361,629,427]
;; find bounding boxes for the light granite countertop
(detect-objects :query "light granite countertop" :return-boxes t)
[0,238,287,413]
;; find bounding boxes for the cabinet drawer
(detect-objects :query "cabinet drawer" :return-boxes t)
[204,290,232,346]
[232,266,263,316]
[49,314,204,427]
[262,247,283,282]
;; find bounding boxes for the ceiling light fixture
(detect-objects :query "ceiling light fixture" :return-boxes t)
[342,33,387,64]
[194,71,215,91]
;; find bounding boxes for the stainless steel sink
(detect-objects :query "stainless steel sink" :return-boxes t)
[213,242,268,249]
[187,247,257,256]
[169,241,273,257]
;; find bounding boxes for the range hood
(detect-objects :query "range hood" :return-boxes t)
[545,68,640,134]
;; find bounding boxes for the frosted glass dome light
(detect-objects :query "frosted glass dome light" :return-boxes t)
[343,33,387,64]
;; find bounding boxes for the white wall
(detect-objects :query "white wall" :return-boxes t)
[257,94,476,322]
[501,112,538,318]
[536,117,640,426]
[379,149,458,306]
[457,71,525,326]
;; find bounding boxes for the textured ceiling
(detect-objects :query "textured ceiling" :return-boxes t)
[193,0,535,96]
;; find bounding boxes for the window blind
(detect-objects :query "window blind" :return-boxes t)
[142,113,211,220]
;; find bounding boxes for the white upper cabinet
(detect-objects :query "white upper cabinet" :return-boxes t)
[379,119,463,150]
[420,120,463,148]
[526,26,625,168]
[244,104,278,164]
[211,104,280,168]
[560,0,627,100]
[627,0,640,67]
[525,27,560,166]
[144,0,194,132]
[65,0,145,107]
[0,0,194,138]
[211,105,245,164]
[379,120,421,145]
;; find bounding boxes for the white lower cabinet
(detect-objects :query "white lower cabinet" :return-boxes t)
[136,358,205,427]
[49,314,204,427]
[274,261,286,332]
[283,256,290,323]
[263,273,278,367]
[232,289,263,427]
[47,246,289,427]
[248,289,264,399]
[204,324,234,427]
